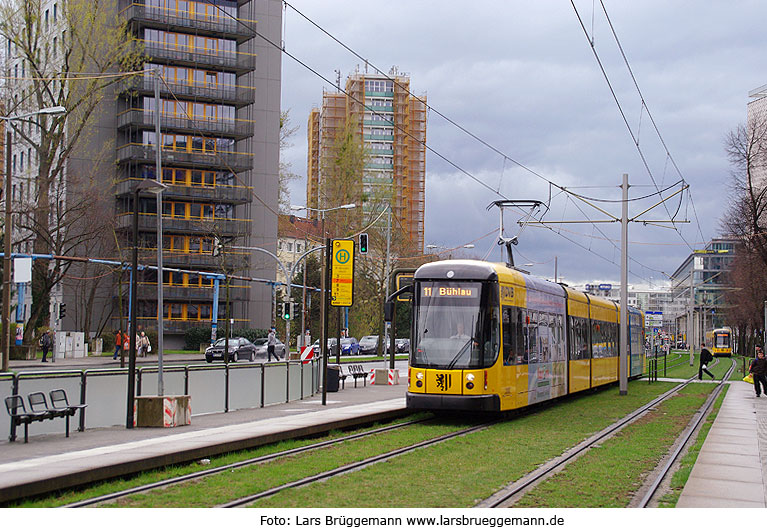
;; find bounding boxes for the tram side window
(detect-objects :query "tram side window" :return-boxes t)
[592,321,603,359]
[527,311,539,364]
[539,313,550,363]
[502,306,524,365]
[570,317,588,360]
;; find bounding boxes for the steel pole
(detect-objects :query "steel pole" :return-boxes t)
[689,268,694,366]
[619,173,628,396]
[1,129,11,372]
[126,188,140,428]
[154,70,165,397]
[321,234,330,406]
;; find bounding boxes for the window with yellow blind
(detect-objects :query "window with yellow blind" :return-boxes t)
[160,167,217,187]
[162,234,216,254]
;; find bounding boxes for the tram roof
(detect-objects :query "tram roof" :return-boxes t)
[414,260,501,282]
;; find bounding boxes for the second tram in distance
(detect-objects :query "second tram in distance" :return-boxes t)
[706,327,733,357]
[406,259,645,412]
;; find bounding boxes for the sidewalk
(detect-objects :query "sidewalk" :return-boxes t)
[676,380,767,507]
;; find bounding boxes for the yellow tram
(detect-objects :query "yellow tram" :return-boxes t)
[406,260,645,412]
[706,327,733,357]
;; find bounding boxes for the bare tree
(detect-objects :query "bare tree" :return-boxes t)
[722,117,767,265]
[0,0,143,342]
[278,109,299,213]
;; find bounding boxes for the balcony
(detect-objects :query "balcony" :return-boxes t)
[160,251,249,271]
[119,3,254,42]
[116,212,251,236]
[119,76,254,107]
[142,42,256,73]
[117,109,253,140]
[114,178,252,204]
[117,144,253,172]
[133,284,249,301]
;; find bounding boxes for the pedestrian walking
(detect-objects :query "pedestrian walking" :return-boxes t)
[138,331,151,357]
[749,347,767,397]
[267,327,279,361]
[40,331,51,363]
[699,342,715,380]
[113,330,123,360]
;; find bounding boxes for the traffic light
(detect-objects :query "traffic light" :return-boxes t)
[282,302,292,320]
[59,303,66,320]
[212,237,222,256]
[359,233,368,254]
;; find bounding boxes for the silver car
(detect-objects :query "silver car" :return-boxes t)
[253,337,286,360]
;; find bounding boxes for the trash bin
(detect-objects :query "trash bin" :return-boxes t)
[326,364,340,392]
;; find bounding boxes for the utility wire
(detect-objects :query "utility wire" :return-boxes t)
[205,0,685,280]
[570,0,696,251]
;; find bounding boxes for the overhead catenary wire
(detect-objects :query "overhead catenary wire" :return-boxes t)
[204,0,689,281]
[569,0,698,252]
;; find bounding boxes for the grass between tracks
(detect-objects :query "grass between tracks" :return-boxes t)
[656,388,726,508]
[252,381,677,508]
[513,382,716,507]
[7,414,432,508]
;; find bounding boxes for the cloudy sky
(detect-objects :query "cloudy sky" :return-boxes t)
[277,0,766,288]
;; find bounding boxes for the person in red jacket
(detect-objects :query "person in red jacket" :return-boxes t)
[749,347,767,397]
[113,330,123,360]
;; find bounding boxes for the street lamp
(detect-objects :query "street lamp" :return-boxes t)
[290,203,355,405]
[126,177,166,429]
[1,105,66,373]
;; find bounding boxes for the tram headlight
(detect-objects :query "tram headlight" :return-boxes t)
[416,372,423,380]
[466,382,474,390]
[466,374,475,381]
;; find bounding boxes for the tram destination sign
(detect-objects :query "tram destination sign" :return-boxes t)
[331,239,355,307]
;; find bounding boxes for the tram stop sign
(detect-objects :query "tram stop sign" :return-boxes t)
[331,239,355,307]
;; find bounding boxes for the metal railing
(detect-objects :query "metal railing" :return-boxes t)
[0,358,320,440]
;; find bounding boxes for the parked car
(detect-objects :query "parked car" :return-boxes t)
[395,338,410,353]
[359,335,391,355]
[359,335,379,355]
[341,337,359,355]
[205,337,257,363]
[310,337,359,356]
[253,337,287,360]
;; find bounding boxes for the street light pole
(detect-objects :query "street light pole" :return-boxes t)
[1,127,12,372]
[1,106,66,372]
[126,178,165,428]
[153,69,168,397]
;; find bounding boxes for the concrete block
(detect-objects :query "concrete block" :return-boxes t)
[134,395,192,428]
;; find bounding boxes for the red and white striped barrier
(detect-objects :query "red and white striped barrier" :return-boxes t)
[300,346,314,364]
[163,397,177,427]
[370,368,400,385]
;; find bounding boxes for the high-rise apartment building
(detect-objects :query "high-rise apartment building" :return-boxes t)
[306,70,427,250]
[4,0,282,347]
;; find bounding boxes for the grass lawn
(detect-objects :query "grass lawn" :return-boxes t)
[514,383,716,507]
[252,381,676,508]
[657,386,726,507]
[8,414,431,508]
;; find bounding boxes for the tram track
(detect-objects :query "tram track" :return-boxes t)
[477,367,732,508]
[637,358,735,507]
[64,418,427,508]
[220,422,496,508]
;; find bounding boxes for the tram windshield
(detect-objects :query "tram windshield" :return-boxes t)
[715,332,730,348]
[411,281,499,369]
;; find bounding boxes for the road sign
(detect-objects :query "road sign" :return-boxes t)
[645,311,663,328]
[331,239,354,307]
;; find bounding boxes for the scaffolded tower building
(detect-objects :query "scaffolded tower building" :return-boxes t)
[306,70,426,250]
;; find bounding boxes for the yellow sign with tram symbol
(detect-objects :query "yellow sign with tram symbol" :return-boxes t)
[331,239,355,307]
